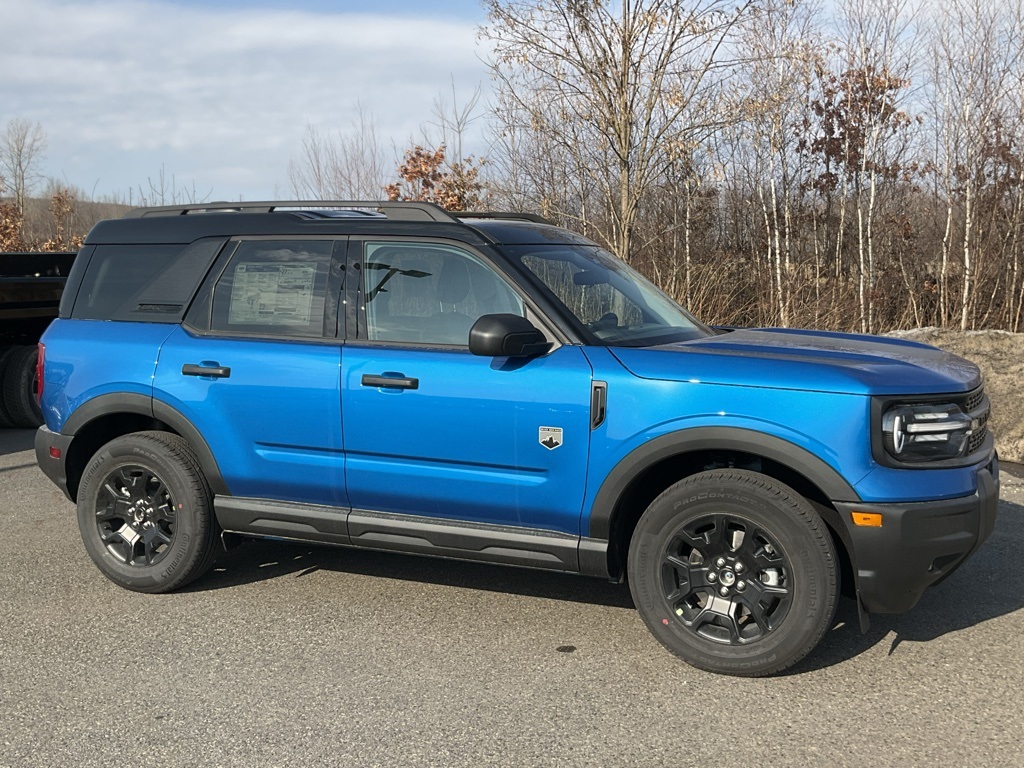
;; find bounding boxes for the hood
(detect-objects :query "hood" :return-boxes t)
[610,328,982,396]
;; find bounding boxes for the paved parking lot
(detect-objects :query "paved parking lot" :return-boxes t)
[1,427,1022,767]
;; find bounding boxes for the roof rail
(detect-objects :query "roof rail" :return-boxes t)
[454,211,555,225]
[122,200,460,223]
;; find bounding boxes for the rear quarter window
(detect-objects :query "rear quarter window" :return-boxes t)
[70,240,225,323]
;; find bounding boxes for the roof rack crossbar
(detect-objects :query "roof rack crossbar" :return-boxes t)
[123,200,460,223]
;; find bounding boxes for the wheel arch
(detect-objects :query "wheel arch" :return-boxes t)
[587,427,861,583]
[62,393,228,501]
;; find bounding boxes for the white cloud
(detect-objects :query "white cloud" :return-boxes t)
[0,0,493,200]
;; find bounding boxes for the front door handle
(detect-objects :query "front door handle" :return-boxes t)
[182,363,232,379]
[361,373,419,390]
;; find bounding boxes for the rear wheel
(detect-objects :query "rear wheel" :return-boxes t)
[628,470,838,676]
[77,431,219,592]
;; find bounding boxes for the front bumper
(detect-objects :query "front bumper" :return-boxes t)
[35,425,74,501]
[835,459,1000,614]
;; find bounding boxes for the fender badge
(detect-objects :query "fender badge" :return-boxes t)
[539,426,563,450]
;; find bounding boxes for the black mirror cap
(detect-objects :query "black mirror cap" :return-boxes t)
[469,314,553,357]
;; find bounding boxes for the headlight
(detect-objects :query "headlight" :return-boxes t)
[881,402,977,462]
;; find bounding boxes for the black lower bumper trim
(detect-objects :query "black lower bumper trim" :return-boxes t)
[836,463,1000,614]
[35,425,74,501]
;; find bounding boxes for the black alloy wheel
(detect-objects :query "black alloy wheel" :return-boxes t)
[660,513,792,645]
[93,463,178,567]
[628,469,838,676]
[77,431,219,593]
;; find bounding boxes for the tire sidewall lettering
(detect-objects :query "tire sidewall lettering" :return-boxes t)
[76,432,213,593]
[627,470,838,675]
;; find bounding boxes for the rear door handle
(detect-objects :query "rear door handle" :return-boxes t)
[182,363,231,379]
[361,373,418,390]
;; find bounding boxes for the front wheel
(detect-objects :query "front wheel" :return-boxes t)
[77,431,219,593]
[628,470,838,676]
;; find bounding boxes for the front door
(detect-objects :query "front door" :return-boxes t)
[341,239,593,536]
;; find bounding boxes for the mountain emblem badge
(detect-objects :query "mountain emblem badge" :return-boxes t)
[539,426,563,450]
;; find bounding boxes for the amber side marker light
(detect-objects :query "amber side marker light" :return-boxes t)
[852,511,883,527]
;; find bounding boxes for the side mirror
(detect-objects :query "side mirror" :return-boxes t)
[469,314,553,357]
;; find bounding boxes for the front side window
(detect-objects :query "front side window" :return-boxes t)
[505,244,711,346]
[361,242,524,345]
[211,240,333,338]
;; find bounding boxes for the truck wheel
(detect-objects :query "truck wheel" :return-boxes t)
[0,346,16,428]
[2,345,43,428]
[628,470,838,676]
[77,431,220,593]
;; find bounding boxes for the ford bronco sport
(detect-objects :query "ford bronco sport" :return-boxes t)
[35,201,1000,676]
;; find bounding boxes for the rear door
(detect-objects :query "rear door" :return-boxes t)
[154,237,347,506]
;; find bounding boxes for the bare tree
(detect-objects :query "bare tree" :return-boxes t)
[289,106,390,200]
[833,0,917,333]
[426,80,485,170]
[126,164,209,207]
[0,118,47,228]
[482,0,756,263]
[732,0,824,327]
[928,0,1016,330]
[488,82,600,229]
[1005,1,1024,332]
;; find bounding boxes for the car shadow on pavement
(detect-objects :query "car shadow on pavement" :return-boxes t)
[187,535,636,610]
[792,498,1024,674]
[186,500,1024,669]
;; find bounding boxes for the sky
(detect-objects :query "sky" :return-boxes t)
[0,0,493,202]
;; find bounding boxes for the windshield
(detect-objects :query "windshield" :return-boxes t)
[503,244,712,346]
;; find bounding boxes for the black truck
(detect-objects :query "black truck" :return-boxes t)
[0,251,76,428]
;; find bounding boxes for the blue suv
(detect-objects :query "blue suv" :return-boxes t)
[35,201,1000,676]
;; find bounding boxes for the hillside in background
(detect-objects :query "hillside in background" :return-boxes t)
[20,196,130,249]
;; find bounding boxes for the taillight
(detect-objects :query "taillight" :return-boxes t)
[36,342,45,404]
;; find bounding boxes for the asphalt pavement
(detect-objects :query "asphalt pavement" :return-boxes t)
[1,428,1022,768]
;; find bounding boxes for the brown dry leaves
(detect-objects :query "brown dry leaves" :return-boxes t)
[385,144,486,211]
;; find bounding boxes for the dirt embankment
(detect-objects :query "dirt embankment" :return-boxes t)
[888,328,1024,464]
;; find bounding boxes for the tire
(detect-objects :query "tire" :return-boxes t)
[77,431,220,593]
[0,346,19,429]
[628,469,838,677]
[2,345,43,429]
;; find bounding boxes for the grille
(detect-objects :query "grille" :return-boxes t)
[968,426,988,454]
[959,387,990,455]
[963,390,985,413]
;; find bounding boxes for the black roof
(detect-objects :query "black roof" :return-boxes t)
[461,218,599,247]
[84,201,600,248]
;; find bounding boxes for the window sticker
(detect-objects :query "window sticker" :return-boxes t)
[228,262,316,326]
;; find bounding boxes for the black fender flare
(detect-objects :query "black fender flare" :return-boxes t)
[587,426,862,540]
[62,393,229,496]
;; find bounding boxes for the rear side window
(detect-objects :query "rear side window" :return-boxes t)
[72,244,181,320]
[210,240,333,338]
